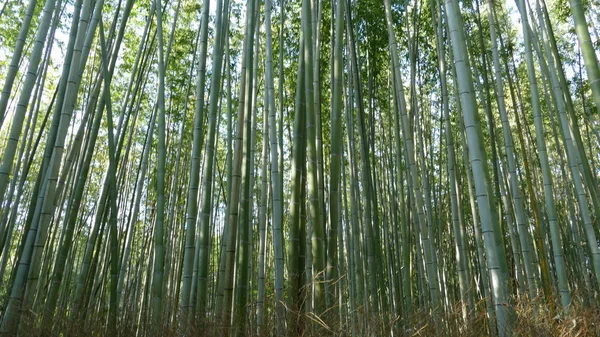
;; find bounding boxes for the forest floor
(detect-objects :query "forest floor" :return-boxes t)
[15,298,600,336]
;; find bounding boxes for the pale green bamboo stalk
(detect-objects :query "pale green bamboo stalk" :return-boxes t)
[24,0,104,313]
[98,22,120,333]
[180,0,211,318]
[196,0,227,318]
[256,87,269,333]
[346,1,380,314]
[0,0,60,249]
[288,36,307,331]
[313,1,328,310]
[567,0,600,120]
[221,0,256,326]
[0,0,37,129]
[432,0,472,318]
[213,37,232,315]
[151,0,167,327]
[487,0,538,300]
[264,0,286,331]
[515,0,575,302]
[530,2,575,306]
[444,0,514,334]
[341,140,358,335]
[539,0,600,211]
[299,0,326,316]
[40,26,106,335]
[234,4,259,332]
[0,0,58,265]
[457,99,496,336]
[0,0,67,332]
[327,0,345,319]
[343,45,365,314]
[383,0,441,314]
[117,17,154,297]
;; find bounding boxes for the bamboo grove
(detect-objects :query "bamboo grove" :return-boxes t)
[0,0,599,335]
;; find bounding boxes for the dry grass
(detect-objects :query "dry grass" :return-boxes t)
[12,297,600,336]
[511,299,600,337]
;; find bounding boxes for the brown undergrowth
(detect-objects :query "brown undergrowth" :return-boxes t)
[13,297,600,336]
